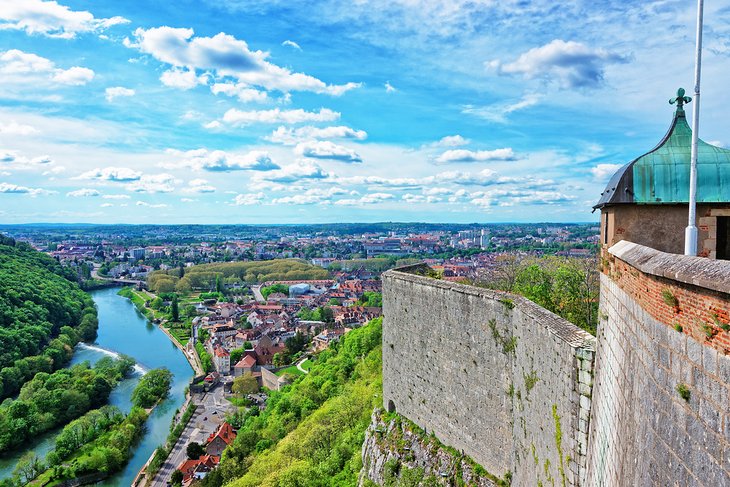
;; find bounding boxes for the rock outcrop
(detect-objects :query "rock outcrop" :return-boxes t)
[358,409,507,487]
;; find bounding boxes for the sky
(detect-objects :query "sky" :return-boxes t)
[0,0,729,224]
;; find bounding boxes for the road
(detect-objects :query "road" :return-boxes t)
[150,385,236,487]
[296,357,310,375]
[252,284,266,303]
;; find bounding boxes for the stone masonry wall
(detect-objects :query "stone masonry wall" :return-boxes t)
[587,242,730,485]
[382,266,596,486]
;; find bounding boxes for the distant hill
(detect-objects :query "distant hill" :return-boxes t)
[148,259,330,293]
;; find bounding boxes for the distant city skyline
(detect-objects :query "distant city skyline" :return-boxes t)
[1,0,729,224]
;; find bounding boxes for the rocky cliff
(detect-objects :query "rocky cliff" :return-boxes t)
[358,409,509,487]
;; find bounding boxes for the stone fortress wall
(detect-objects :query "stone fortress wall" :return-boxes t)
[382,244,730,486]
[587,242,730,485]
[382,264,596,486]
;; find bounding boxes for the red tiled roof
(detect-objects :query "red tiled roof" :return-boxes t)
[206,422,237,446]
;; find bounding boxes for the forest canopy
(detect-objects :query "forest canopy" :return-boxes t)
[0,236,98,399]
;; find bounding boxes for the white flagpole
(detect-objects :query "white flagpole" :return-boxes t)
[685,0,704,256]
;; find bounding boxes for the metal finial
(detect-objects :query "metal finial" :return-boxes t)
[669,87,692,109]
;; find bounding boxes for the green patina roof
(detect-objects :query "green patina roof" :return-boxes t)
[595,89,730,208]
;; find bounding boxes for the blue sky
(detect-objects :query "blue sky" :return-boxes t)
[1,0,729,224]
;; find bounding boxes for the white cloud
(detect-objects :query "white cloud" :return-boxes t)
[159,67,207,90]
[77,166,142,182]
[591,163,623,182]
[232,192,264,206]
[0,121,39,135]
[270,187,349,205]
[385,81,397,93]
[282,40,301,50]
[67,188,100,197]
[0,181,52,195]
[471,189,574,208]
[51,66,94,85]
[183,178,216,193]
[105,86,135,102]
[431,135,469,148]
[294,140,362,163]
[0,0,129,39]
[0,49,95,86]
[164,148,280,172]
[435,148,517,163]
[125,173,178,193]
[100,203,113,207]
[219,108,340,126]
[489,40,627,89]
[335,192,394,206]
[129,27,360,96]
[102,194,130,199]
[266,125,367,145]
[135,201,168,208]
[255,160,328,183]
[211,82,268,102]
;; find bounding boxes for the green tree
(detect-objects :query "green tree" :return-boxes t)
[232,373,259,396]
[285,332,308,355]
[187,441,205,460]
[171,295,180,322]
[131,368,173,408]
[172,469,184,486]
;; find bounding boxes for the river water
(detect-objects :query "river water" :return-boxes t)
[0,287,194,485]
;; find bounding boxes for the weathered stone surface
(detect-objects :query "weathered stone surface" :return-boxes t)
[382,267,595,486]
[586,274,730,485]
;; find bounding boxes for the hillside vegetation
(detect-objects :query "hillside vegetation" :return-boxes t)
[0,235,98,399]
[148,259,330,294]
[198,318,382,487]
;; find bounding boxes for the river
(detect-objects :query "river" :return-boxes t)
[0,287,194,485]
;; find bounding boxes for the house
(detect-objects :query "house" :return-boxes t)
[177,454,219,484]
[313,329,346,351]
[205,422,237,456]
[253,334,286,365]
[212,346,230,374]
[233,354,257,377]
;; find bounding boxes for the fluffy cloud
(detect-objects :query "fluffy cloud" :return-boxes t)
[433,135,469,147]
[255,160,328,183]
[159,67,208,89]
[125,174,178,193]
[0,150,53,168]
[219,108,340,127]
[271,187,350,205]
[232,192,264,206]
[0,121,39,135]
[334,193,394,206]
[0,182,51,195]
[489,40,627,89]
[128,27,360,96]
[294,141,362,163]
[0,49,94,86]
[66,188,100,197]
[76,166,142,182]
[164,148,279,172]
[105,86,135,102]
[591,163,623,182]
[211,82,268,102]
[183,178,216,193]
[0,0,129,39]
[102,194,130,199]
[267,125,367,145]
[385,81,397,93]
[435,148,517,163]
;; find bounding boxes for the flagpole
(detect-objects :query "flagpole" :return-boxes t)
[685,0,704,256]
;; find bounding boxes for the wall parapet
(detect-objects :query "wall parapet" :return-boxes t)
[608,240,730,294]
[605,240,730,354]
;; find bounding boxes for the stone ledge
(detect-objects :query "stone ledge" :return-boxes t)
[385,265,596,350]
[608,240,730,295]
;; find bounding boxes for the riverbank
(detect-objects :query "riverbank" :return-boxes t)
[118,287,205,376]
